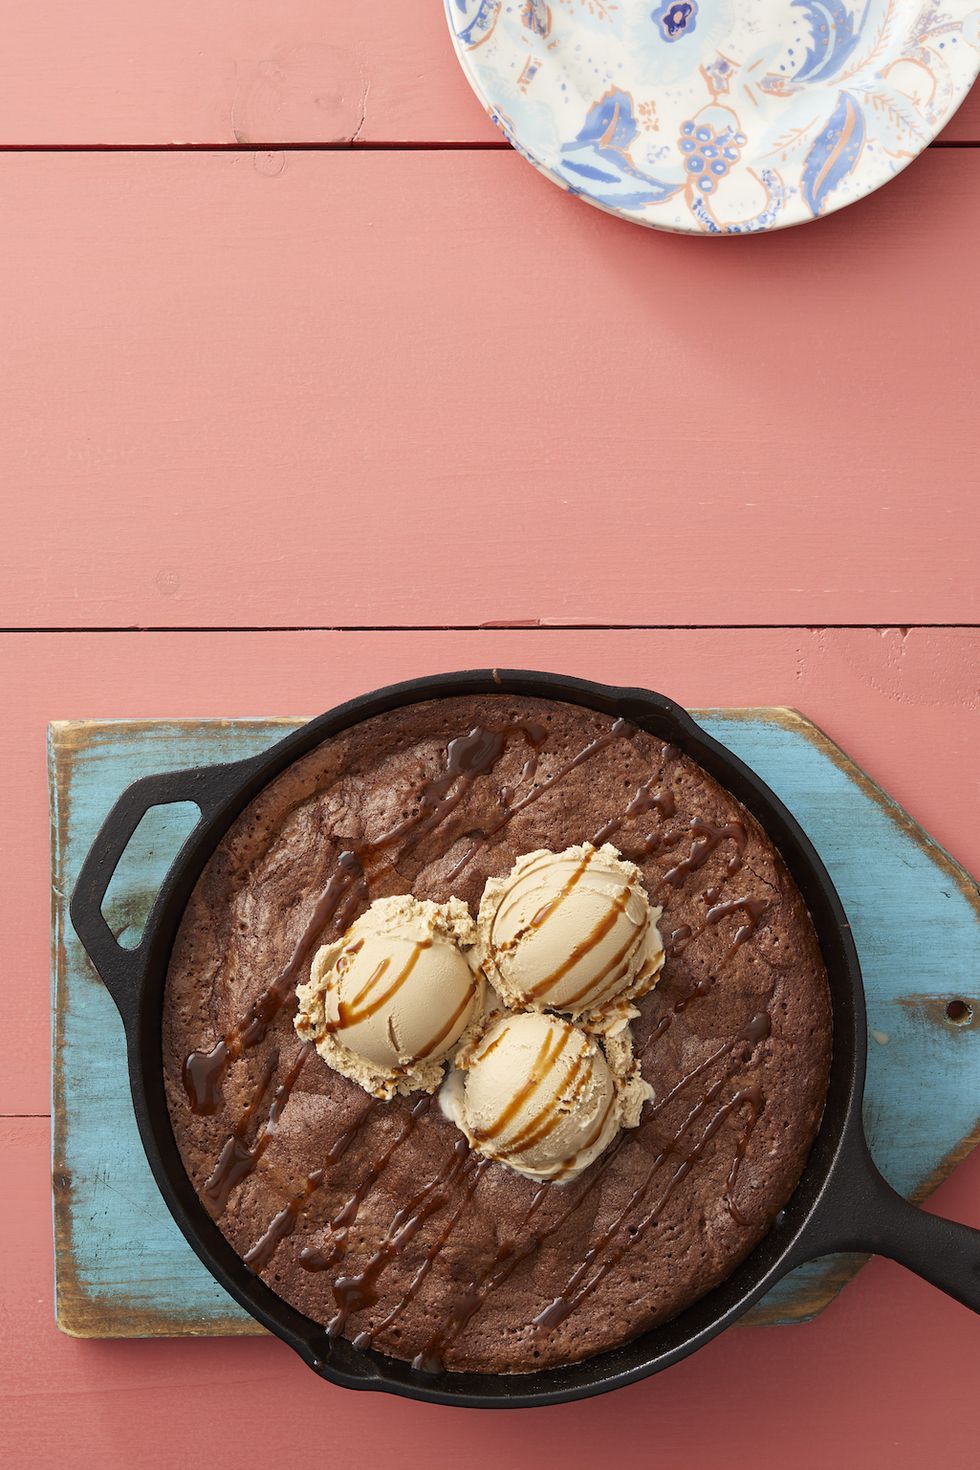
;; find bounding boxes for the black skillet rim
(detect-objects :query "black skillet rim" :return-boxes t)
[71,669,865,1408]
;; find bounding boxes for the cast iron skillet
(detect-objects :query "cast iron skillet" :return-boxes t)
[71,670,980,1407]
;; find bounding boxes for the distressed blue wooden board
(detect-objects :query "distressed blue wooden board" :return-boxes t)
[49,712,980,1337]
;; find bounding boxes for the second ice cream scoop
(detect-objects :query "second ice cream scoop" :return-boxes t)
[477,843,664,1029]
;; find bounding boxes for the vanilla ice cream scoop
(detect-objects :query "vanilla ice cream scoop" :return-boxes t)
[477,844,664,1031]
[442,1011,650,1182]
[295,895,483,1099]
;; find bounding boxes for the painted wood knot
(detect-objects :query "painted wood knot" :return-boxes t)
[155,568,181,597]
[232,44,368,146]
[254,150,286,178]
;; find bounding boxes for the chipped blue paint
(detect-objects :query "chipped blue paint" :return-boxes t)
[50,714,979,1336]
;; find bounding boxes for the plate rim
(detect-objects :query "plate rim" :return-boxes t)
[443,0,980,236]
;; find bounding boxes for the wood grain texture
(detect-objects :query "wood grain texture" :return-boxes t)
[4,625,978,1121]
[0,1,498,147]
[3,1111,979,1469]
[2,149,980,630]
[0,3,975,145]
[49,710,979,1337]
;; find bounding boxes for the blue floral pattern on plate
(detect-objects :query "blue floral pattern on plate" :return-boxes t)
[444,0,980,234]
[656,2,698,42]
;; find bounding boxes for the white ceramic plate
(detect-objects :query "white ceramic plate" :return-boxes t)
[445,0,980,233]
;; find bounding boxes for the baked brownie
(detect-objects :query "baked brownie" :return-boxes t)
[163,694,831,1373]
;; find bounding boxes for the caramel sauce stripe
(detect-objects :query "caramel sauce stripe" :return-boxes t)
[326,941,432,1036]
[415,973,480,1062]
[292,1098,432,1276]
[499,1044,593,1158]
[203,1042,313,1214]
[471,1025,577,1146]
[491,849,594,956]
[532,1071,734,1329]
[412,1134,638,1368]
[554,1090,617,1181]
[365,1156,492,1358]
[526,884,634,1002]
[562,912,650,1010]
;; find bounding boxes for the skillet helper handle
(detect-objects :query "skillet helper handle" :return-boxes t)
[70,760,255,1033]
[805,1134,980,1312]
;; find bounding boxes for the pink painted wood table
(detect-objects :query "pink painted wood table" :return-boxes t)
[0,4,978,1467]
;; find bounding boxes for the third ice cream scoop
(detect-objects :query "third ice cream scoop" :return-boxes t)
[441,1011,650,1182]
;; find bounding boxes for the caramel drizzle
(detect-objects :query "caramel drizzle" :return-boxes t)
[591,772,677,847]
[669,894,769,959]
[533,1080,765,1333]
[665,923,694,956]
[412,1125,651,1371]
[443,719,632,884]
[499,1045,593,1161]
[471,1023,510,1063]
[488,848,593,965]
[325,938,479,1064]
[659,819,747,890]
[360,1155,492,1355]
[651,890,772,1032]
[526,884,634,1002]
[324,940,430,1036]
[723,1090,765,1226]
[183,851,367,1116]
[414,972,480,1062]
[523,849,594,939]
[491,845,648,1011]
[644,1011,771,1102]
[410,1179,555,1372]
[443,836,486,886]
[561,914,650,1012]
[296,1096,431,1274]
[553,1088,617,1180]
[245,1172,323,1272]
[327,1138,472,1339]
[242,1102,380,1270]
[705,895,768,949]
[658,895,770,1019]
[203,1042,313,1214]
[499,748,541,809]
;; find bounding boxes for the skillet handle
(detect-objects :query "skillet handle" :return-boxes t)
[70,759,258,1033]
[800,1133,980,1312]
